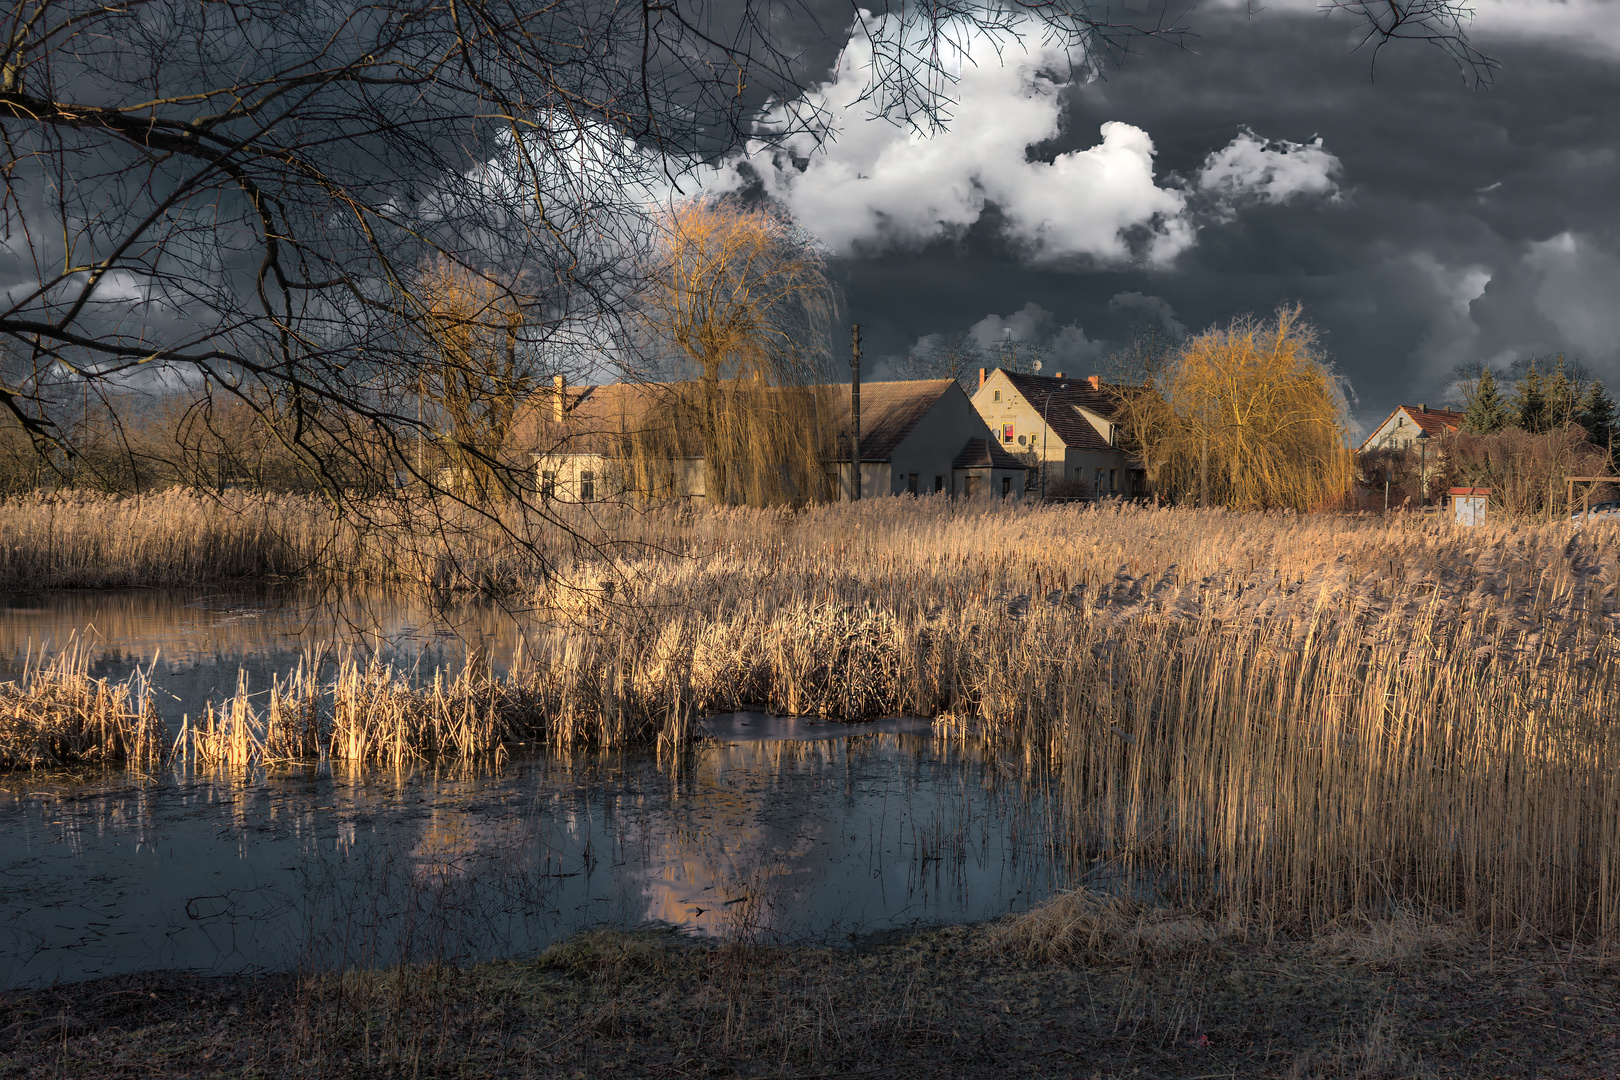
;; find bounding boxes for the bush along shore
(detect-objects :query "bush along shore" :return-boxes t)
[3,895,1618,1079]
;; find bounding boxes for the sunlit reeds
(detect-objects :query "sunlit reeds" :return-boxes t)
[0,643,165,769]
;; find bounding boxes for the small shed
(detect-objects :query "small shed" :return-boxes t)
[1449,486,1491,526]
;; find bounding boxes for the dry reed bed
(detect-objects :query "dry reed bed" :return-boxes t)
[6,498,1620,942]
[0,646,165,770]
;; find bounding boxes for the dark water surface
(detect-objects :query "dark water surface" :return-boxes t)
[0,727,1061,989]
[0,591,1065,990]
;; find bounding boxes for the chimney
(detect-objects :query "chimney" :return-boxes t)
[553,374,566,422]
[1418,403,1427,412]
[1053,371,1065,380]
[1087,375,1101,390]
[978,367,987,391]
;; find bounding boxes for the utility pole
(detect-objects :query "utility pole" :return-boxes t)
[850,324,861,502]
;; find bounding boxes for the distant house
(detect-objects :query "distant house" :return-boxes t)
[825,378,1026,500]
[520,379,706,503]
[520,376,1025,503]
[971,368,1139,498]
[1359,405,1464,452]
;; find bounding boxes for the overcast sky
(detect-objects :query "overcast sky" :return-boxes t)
[714,0,1620,434]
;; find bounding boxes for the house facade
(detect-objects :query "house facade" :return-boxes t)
[970,369,1138,498]
[523,376,1025,503]
[825,379,1027,500]
[1358,405,1464,452]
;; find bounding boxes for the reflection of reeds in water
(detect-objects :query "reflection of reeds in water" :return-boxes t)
[0,641,165,769]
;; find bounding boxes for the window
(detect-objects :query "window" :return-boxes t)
[540,470,557,500]
[934,475,944,493]
[580,470,595,501]
[993,390,1001,401]
[1002,475,1012,497]
[907,473,919,494]
[1109,468,1117,493]
[1002,423,1014,444]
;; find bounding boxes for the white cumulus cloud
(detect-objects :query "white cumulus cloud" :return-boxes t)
[725,15,1192,264]
[1194,129,1342,221]
[713,17,1344,265]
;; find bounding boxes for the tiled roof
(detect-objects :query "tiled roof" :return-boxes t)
[1402,405,1464,437]
[825,379,958,462]
[994,371,1120,452]
[952,437,1027,470]
[1357,405,1465,450]
[514,381,695,456]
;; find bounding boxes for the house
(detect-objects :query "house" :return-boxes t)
[522,379,706,503]
[1359,405,1464,452]
[825,378,1027,500]
[522,376,1025,503]
[970,368,1139,498]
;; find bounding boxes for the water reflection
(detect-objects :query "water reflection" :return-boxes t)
[0,588,529,723]
[0,719,1064,989]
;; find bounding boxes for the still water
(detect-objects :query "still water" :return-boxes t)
[0,590,1066,990]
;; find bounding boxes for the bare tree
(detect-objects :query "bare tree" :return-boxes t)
[0,0,1491,531]
[897,331,982,391]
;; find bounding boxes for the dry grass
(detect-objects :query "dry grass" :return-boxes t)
[7,912,1620,1079]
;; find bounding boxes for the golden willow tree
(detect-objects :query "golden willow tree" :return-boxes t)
[1124,307,1352,512]
[632,197,842,506]
[414,259,535,501]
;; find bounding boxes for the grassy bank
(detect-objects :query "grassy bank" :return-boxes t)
[3,899,1617,1079]
[5,498,1620,940]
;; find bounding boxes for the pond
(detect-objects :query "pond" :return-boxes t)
[0,590,1067,990]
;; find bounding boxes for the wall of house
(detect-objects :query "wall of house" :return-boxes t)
[1366,414,1421,450]
[888,387,1002,496]
[533,453,706,501]
[971,371,1127,494]
[950,467,1027,500]
[832,461,893,501]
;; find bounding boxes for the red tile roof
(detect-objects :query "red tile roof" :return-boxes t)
[1357,405,1465,451]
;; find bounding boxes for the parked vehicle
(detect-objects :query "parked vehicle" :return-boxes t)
[1570,499,1620,521]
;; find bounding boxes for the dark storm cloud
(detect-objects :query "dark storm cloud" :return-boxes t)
[838,6,1620,431]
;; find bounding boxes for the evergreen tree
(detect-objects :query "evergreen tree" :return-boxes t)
[1462,367,1508,433]
[1578,380,1617,463]
[1515,364,1548,432]
[1546,354,1578,428]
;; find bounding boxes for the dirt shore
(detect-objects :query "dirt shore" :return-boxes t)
[3,910,1617,1079]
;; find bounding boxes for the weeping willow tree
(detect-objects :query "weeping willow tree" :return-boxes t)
[415,258,536,501]
[634,197,842,506]
[1126,307,1352,512]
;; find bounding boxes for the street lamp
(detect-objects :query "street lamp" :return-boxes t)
[1416,429,1432,508]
